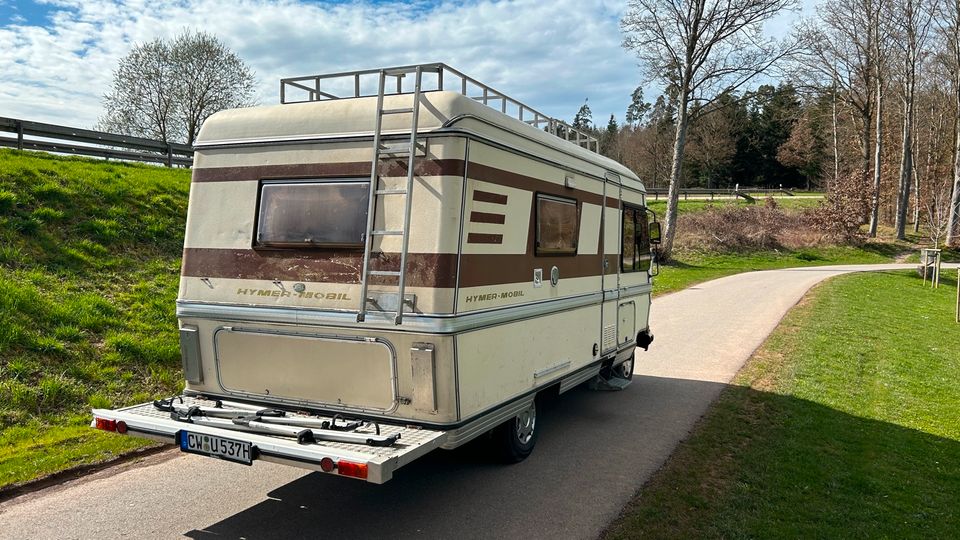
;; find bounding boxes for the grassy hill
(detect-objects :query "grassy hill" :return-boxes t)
[0,149,190,488]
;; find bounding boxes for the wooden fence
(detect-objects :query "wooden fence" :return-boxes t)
[646,185,800,201]
[0,117,193,167]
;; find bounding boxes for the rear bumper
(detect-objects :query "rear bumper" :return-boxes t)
[92,397,447,484]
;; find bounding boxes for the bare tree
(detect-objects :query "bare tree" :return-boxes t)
[99,40,179,143]
[942,0,960,245]
[892,0,935,239]
[868,0,891,237]
[927,172,954,247]
[621,0,798,260]
[99,30,257,145]
[803,0,882,227]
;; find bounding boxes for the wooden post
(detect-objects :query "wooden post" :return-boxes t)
[956,268,959,323]
[15,120,23,150]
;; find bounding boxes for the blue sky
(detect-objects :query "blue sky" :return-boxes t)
[0,0,810,132]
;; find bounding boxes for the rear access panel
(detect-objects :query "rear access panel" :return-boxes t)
[215,328,398,412]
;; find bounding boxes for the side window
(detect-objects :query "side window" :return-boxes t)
[622,207,637,271]
[536,194,579,255]
[622,204,652,272]
[256,180,369,248]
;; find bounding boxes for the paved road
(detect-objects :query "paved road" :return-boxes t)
[0,264,937,540]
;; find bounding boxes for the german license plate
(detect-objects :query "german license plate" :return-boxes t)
[178,430,254,465]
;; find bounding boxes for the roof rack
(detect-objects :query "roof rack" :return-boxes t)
[279,62,599,154]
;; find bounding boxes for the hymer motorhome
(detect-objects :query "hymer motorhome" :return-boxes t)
[92,64,659,483]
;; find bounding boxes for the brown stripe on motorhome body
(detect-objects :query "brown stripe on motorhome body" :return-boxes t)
[191,159,466,182]
[466,233,503,244]
[468,163,616,209]
[181,248,458,288]
[192,159,623,210]
[181,248,609,288]
[472,190,508,205]
[469,211,506,224]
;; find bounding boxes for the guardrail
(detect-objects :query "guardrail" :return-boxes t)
[0,117,193,167]
[646,185,799,201]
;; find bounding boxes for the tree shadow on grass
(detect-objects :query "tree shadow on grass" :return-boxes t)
[181,376,960,540]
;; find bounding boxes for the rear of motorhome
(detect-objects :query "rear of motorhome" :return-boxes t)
[92,64,660,483]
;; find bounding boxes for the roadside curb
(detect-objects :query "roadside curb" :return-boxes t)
[0,443,171,504]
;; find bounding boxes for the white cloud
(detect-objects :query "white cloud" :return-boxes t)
[0,0,645,131]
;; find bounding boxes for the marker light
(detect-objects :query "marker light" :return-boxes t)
[115,420,128,434]
[320,457,335,473]
[336,460,368,479]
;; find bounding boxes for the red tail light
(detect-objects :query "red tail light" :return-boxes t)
[336,460,368,479]
[320,457,335,473]
[95,418,117,432]
[115,420,128,434]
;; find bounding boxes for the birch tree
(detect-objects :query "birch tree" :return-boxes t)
[621,0,798,260]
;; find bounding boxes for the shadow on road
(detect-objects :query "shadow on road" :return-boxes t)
[182,375,960,539]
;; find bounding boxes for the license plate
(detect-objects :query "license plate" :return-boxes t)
[178,430,255,465]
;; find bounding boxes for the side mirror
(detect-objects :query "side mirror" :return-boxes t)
[649,221,662,245]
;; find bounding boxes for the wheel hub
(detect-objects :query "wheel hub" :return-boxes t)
[515,402,536,444]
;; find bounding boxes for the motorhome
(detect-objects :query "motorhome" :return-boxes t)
[92,64,659,483]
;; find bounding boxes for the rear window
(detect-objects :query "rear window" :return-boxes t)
[256,180,369,248]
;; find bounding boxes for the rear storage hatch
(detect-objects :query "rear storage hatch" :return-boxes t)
[214,328,398,412]
[92,396,446,484]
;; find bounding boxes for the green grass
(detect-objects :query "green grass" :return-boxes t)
[606,271,960,538]
[0,149,189,488]
[652,244,903,296]
[646,196,823,218]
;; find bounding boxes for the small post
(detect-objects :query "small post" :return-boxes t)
[956,268,959,323]
[166,146,173,168]
[934,251,941,289]
[15,120,23,150]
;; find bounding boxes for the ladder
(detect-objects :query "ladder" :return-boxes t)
[357,65,430,324]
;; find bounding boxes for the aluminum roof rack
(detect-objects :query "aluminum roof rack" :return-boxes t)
[279,62,599,154]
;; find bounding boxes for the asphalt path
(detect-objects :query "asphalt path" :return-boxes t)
[0,264,940,540]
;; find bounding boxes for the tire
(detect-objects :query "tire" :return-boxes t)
[493,399,538,463]
[612,354,635,381]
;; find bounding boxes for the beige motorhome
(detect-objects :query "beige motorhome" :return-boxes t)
[92,64,659,483]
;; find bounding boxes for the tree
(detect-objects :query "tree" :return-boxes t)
[777,108,825,189]
[803,0,888,236]
[600,114,621,159]
[940,0,960,245]
[621,0,799,260]
[625,86,651,127]
[573,100,593,130]
[99,30,257,145]
[686,94,741,188]
[891,0,935,239]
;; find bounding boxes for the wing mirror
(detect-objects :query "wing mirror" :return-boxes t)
[649,221,662,245]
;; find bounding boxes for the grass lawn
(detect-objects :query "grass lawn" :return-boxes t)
[646,196,823,218]
[605,271,960,538]
[0,149,189,489]
[652,243,905,297]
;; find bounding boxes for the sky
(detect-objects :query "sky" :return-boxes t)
[0,0,812,132]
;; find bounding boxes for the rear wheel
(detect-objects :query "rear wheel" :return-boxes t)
[494,400,538,463]
[613,354,635,381]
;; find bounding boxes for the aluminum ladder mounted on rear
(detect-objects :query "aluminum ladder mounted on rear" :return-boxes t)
[357,65,430,325]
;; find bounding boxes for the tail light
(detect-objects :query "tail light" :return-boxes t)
[336,460,368,479]
[95,418,117,432]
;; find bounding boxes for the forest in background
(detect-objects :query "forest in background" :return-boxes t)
[568,0,960,253]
